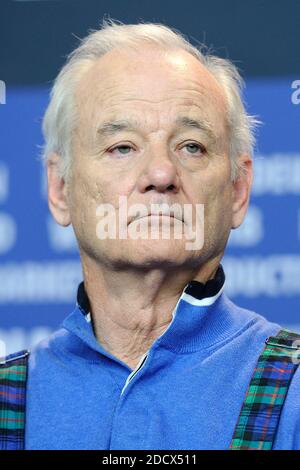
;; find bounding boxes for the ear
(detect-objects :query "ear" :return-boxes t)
[47,153,71,227]
[231,155,253,229]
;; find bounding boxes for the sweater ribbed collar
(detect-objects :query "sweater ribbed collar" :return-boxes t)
[62,264,244,361]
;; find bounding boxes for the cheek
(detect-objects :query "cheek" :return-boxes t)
[186,162,231,204]
[205,183,233,244]
[193,167,232,228]
[88,162,137,207]
[69,164,135,226]
[67,170,99,235]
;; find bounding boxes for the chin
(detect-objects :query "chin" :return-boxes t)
[120,238,197,269]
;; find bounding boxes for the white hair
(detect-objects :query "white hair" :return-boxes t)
[42,18,259,182]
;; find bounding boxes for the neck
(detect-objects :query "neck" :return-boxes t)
[81,254,222,369]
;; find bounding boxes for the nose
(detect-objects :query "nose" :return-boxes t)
[137,145,181,194]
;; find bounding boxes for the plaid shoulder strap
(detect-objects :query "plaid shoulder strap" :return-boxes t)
[230,328,300,450]
[0,349,30,450]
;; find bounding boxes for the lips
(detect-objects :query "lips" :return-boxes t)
[129,210,183,225]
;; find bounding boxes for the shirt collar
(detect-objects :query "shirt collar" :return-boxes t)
[76,264,225,318]
[63,264,241,359]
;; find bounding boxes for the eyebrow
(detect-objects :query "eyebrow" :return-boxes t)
[96,116,216,142]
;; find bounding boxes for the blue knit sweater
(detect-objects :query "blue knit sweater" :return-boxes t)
[25,269,300,450]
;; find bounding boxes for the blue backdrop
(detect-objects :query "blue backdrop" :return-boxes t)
[0,78,299,354]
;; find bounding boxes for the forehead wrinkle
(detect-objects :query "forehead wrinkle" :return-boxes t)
[96,115,217,143]
[91,88,224,110]
[80,76,226,120]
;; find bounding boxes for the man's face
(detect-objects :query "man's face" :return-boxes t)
[51,46,251,270]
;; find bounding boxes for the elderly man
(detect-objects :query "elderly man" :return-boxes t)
[1,19,300,451]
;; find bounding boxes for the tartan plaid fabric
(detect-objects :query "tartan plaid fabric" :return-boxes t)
[0,350,30,450]
[230,328,300,450]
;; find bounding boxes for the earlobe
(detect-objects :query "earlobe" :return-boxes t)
[47,153,71,227]
[231,156,253,229]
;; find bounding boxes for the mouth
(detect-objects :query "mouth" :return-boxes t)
[129,213,184,225]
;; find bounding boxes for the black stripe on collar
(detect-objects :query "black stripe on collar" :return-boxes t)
[77,281,90,315]
[184,264,225,300]
[77,264,225,314]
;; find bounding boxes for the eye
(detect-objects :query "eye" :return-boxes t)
[108,144,133,155]
[181,142,206,155]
